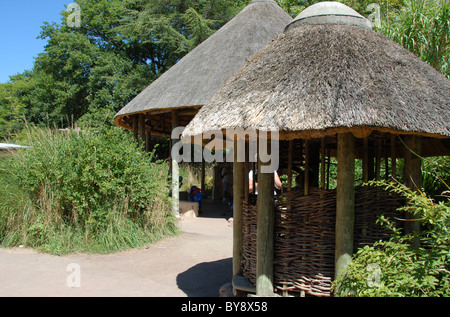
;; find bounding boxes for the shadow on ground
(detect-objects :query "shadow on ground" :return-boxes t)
[176,257,232,297]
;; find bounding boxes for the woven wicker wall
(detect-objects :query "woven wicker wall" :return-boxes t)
[241,185,404,297]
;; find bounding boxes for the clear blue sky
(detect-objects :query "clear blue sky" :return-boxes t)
[0,0,71,83]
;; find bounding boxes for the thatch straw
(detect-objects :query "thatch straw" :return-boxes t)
[182,13,450,142]
[114,0,292,131]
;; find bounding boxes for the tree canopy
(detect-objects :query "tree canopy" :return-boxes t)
[0,0,449,139]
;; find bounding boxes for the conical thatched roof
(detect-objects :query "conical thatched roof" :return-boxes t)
[183,2,450,145]
[114,0,292,133]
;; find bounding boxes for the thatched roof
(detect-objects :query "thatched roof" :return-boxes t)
[114,0,292,133]
[183,2,450,144]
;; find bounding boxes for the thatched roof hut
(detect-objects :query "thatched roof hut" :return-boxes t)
[114,0,292,137]
[183,2,450,146]
[182,1,450,297]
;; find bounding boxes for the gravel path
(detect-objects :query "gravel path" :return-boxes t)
[0,201,233,297]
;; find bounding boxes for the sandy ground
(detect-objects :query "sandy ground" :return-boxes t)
[0,200,233,297]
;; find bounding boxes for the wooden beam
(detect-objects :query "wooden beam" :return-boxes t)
[244,142,249,203]
[304,139,309,196]
[138,113,145,149]
[233,140,245,276]
[287,140,293,191]
[391,135,397,179]
[375,138,382,180]
[363,137,369,183]
[335,133,355,280]
[256,151,275,296]
[171,110,180,217]
[403,135,422,238]
[321,138,326,189]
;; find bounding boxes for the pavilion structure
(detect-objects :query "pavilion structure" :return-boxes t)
[183,1,450,296]
[114,0,292,215]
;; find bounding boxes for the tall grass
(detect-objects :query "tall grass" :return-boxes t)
[0,126,179,255]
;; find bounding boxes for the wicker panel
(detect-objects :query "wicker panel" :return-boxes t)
[240,185,404,297]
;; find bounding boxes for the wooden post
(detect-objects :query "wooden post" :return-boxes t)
[375,138,382,180]
[321,138,326,189]
[146,116,151,153]
[287,140,293,191]
[233,140,245,276]
[133,115,138,141]
[171,110,180,217]
[256,150,275,296]
[363,137,369,183]
[403,135,422,238]
[138,113,145,149]
[244,142,249,203]
[391,135,397,179]
[304,139,309,196]
[201,156,206,194]
[335,133,355,280]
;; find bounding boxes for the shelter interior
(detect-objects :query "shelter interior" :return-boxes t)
[234,131,448,297]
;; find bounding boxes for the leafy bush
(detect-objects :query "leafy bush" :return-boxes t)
[0,126,179,254]
[333,180,450,296]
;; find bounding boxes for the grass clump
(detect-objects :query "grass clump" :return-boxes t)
[0,126,179,255]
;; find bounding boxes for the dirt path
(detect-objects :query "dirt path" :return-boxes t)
[0,201,233,297]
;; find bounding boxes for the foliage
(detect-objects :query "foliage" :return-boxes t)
[0,126,178,254]
[380,0,450,78]
[333,180,450,296]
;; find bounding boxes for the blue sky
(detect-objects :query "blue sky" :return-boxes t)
[0,0,72,83]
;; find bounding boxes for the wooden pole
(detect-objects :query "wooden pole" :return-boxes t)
[138,113,145,149]
[233,140,245,276]
[201,156,206,193]
[391,135,397,179]
[335,133,355,280]
[304,139,309,196]
[288,140,293,191]
[146,116,151,153]
[375,138,382,180]
[133,115,138,141]
[171,110,180,217]
[403,135,422,238]
[321,138,326,189]
[256,149,275,296]
[244,142,249,203]
[363,137,369,183]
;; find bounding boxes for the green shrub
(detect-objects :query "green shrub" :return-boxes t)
[0,126,179,254]
[333,180,450,297]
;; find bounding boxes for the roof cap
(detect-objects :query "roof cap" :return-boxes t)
[285,1,372,32]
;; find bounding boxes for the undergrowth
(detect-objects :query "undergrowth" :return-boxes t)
[0,126,179,255]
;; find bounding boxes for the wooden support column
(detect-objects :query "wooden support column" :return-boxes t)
[391,135,397,179]
[304,139,309,196]
[320,138,326,189]
[133,115,139,141]
[233,140,245,276]
[201,156,206,194]
[375,138,382,180]
[146,116,151,153]
[287,140,293,191]
[138,113,145,149]
[335,133,355,280]
[363,137,369,183]
[256,150,275,296]
[244,141,249,203]
[403,135,422,238]
[171,110,180,217]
